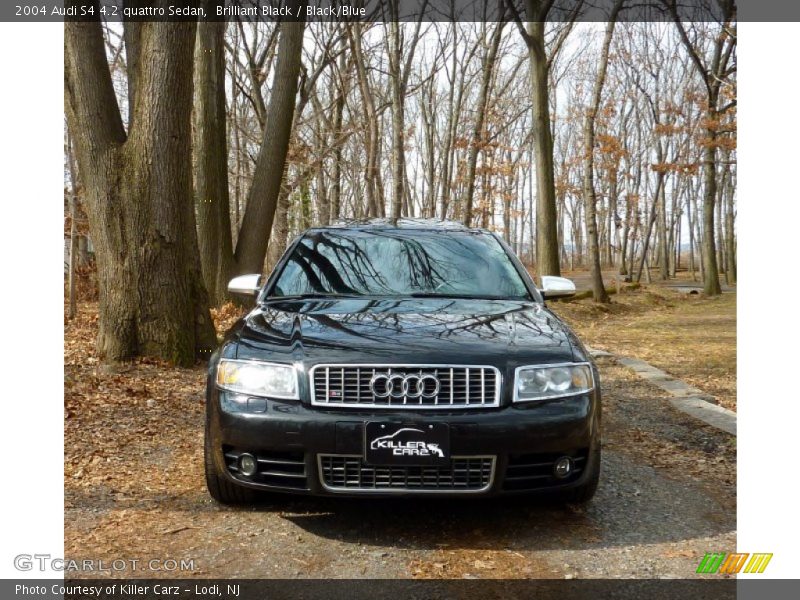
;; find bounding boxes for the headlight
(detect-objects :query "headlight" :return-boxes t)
[514,363,594,402]
[216,359,299,400]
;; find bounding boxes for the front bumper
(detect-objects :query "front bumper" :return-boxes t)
[207,390,600,497]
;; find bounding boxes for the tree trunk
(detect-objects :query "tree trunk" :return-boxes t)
[609,171,620,276]
[315,152,329,228]
[300,177,312,230]
[700,128,722,295]
[388,17,405,220]
[420,78,437,218]
[717,167,727,283]
[526,157,534,265]
[122,17,140,127]
[657,172,670,280]
[525,6,560,277]
[686,187,696,281]
[628,207,639,280]
[582,9,619,303]
[619,195,630,277]
[439,26,463,220]
[348,23,380,218]
[266,185,291,274]
[234,13,306,275]
[636,173,664,283]
[724,168,736,284]
[694,192,705,282]
[672,188,680,277]
[329,52,346,223]
[65,17,215,365]
[463,22,502,227]
[193,14,235,305]
[66,131,79,319]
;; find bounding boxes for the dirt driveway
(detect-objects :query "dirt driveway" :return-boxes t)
[65,335,735,580]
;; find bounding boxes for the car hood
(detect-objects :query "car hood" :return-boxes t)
[234,298,579,367]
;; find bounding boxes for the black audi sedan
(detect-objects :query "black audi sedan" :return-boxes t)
[205,219,600,503]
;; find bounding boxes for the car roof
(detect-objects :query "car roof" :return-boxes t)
[307,218,490,234]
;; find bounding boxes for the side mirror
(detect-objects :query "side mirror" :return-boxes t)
[539,275,576,300]
[227,274,262,299]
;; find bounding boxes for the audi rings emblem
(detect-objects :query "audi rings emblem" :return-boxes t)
[370,372,441,399]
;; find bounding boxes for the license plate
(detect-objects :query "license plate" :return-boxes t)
[365,422,450,466]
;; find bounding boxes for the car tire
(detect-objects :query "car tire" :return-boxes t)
[204,427,260,505]
[558,444,601,504]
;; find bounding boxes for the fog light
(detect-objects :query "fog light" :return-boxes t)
[553,456,573,479]
[246,397,268,413]
[239,454,258,477]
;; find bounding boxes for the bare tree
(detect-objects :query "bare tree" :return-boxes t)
[583,0,624,302]
[463,21,504,226]
[234,11,307,274]
[65,12,215,365]
[385,1,428,219]
[348,23,382,217]
[193,4,307,300]
[73,15,736,325]
[193,6,234,305]
[506,0,583,277]
[65,129,79,320]
[665,0,736,295]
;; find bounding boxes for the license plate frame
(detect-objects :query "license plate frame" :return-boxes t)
[364,422,450,466]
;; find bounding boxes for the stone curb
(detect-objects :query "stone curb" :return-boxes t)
[586,347,736,436]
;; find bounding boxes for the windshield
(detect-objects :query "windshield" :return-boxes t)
[270,229,532,300]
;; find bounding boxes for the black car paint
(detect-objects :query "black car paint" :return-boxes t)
[205,222,601,497]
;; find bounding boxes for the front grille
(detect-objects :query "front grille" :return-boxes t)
[310,364,501,409]
[224,447,308,490]
[502,449,588,491]
[318,455,495,493]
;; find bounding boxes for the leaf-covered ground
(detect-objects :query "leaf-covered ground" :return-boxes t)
[551,282,736,411]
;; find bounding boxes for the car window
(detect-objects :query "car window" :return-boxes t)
[271,230,531,300]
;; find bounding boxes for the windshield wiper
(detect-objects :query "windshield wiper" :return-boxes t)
[406,293,511,300]
[265,293,362,301]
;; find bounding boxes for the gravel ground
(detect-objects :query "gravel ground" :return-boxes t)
[65,354,735,580]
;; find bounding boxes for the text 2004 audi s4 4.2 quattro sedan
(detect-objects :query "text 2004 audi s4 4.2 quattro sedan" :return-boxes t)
[204,219,601,503]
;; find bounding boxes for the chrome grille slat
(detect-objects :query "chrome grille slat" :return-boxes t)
[310,364,500,409]
[450,368,454,404]
[318,455,495,493]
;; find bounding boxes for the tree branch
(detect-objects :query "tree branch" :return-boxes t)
[503,0,534,48]
[546,0,585,73]
[64,15,126,152]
